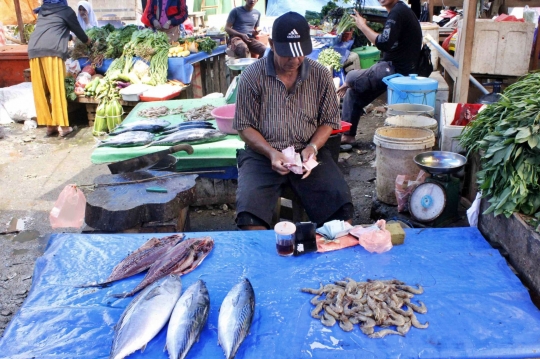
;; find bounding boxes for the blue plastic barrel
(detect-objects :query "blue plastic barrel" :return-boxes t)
[382,74,438,109]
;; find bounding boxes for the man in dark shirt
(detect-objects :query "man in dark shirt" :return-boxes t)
[225,0,267,58]
[339,0,422,144]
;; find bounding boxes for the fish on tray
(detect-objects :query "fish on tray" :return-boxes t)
[98,131,155,148]
[78,234,185,288]
[160,121,216,135]
[109,275,182,359]
[166,280,210,359]
[150,128,227,146]
[109,119,171,135]
[218,278,255,359]
[112,236,214,298]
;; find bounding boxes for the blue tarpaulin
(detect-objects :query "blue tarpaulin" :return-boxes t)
[266,0,381,17]
[1,228,540,358]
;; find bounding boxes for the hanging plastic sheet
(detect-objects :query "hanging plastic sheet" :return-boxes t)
[1,228,540,358]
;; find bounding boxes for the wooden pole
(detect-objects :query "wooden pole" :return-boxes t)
[454,0,476,103]
[13,0,26,44]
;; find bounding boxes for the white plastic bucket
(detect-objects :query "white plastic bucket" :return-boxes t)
[421,22,440,69]
[373,127,435,205]
[384,115,438,136]
[386,103,435,118]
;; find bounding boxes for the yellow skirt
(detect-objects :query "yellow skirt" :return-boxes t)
[29,57,69,127]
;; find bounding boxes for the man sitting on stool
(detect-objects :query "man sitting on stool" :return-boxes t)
[233,12,354,230]
[225,0,266,58]
[338,0,422,145]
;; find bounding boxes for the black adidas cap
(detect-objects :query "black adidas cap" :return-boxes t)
[272,12,312,57]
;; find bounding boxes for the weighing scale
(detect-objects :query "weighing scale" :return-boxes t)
[225,58,258,104]
[409,151,467,226]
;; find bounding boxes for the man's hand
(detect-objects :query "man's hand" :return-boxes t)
[153,19,161,30]
[300,147,317,179]
[240,33,251,43]
[351,9,367,29]
[269,151,291,175]
[163,20,171,29]
[251,29,260,37]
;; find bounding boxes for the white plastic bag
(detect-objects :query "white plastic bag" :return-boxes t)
[349,220,393,253]
[467,192,482,227]
[50,185,86,229]
[0,82,37,122]
[65,58,81,77]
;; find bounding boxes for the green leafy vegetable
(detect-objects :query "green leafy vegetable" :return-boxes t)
[458,72,540,218]
[317,48,342,71]
[64,77,77,101]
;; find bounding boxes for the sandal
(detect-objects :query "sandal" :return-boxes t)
[46,126,58,136]
[341,134,356,145]
[59,126,74,137]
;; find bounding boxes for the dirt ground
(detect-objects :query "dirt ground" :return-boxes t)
[0,95,433,337]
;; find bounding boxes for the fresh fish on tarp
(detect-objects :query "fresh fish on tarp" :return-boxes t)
[98,131,155,148]
[112,236,214,298]
[218,278,255,359]
[166,280,210,359]
[160,123,216,135]
[109,119,171,135]
[150,128,227,146]
[78,234,185,288]
[110,275,182,359]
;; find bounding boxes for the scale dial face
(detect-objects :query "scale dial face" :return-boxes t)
[409,182,446,222]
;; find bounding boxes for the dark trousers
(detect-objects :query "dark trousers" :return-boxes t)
[341,61,395,137]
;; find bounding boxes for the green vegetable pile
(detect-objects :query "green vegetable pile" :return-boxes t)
[104,25,138,59]
[197,37,217,54]
[336,13,356,34]
[317,49,342,71]
[64,77,77,101]
[71,26,112,66]
[458,72,540,218]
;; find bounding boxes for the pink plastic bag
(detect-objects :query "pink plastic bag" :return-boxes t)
[349,220,392,253]
[395,170,428,213]
[49,185,86,229]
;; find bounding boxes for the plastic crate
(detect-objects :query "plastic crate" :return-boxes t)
[313,35,341,47]
[331,121,351,135]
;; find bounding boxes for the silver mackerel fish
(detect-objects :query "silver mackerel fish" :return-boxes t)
[109,275,182,359]
[166,280,210,359]
[218,278,255,359]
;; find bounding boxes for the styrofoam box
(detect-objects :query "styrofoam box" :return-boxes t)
[429,71,449,127]
[440,103,464,153]
[466,20,535,76]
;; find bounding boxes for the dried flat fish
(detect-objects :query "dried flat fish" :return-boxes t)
[301,278,428,338]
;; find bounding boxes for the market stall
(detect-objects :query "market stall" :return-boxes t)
[90,98,244,172]
[1,228,540,358]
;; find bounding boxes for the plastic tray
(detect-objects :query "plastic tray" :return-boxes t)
[331,121,351,134]
[139,89,182,102]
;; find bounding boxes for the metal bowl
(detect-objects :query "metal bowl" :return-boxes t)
[414,151,467,175]
[226,58,258,71]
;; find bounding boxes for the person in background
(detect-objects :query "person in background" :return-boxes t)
[28,0,91,137]
[77,1,98,30]
[338,0,422,145]
[225,0,266,58]
[233,12,354,230]
[146,0,188,42]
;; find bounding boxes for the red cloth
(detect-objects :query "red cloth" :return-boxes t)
[451,103,485,126]
[494,14,525,22]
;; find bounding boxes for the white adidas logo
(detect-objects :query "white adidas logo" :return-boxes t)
[287,29,301,39]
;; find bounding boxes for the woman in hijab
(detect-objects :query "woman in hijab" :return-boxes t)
[28,0,92,136]
[77,1,99,30]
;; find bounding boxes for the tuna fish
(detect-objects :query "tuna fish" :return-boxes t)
[150,128,227,146]
[160,122,216,135]
[98,131,155,147]
[109,274,182,359]
[109,119,171,135]
[78,234,185,288]
[112,236,214,298]
[166,280,210,359]
[218,278,255,359]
